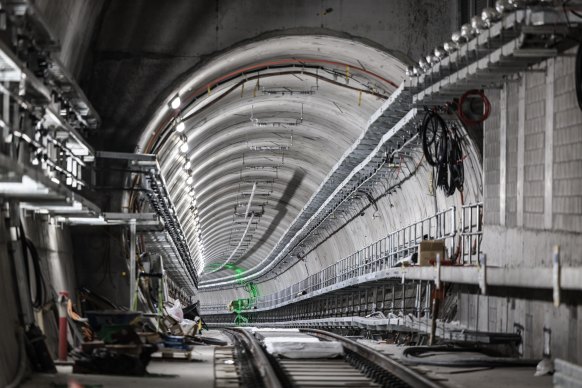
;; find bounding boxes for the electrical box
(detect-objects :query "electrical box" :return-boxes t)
[418,240,446,266]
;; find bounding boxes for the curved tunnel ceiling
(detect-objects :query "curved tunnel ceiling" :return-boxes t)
[137,35,406,288]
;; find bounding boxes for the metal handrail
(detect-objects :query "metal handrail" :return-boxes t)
[460,202,483,265]
[201,204,483,313]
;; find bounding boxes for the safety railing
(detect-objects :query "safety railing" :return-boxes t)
[253,206,456,309]
[460,202,483,265]
[200,304,229,314]
[201,203,484,314]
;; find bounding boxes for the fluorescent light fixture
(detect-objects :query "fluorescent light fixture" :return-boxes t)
[176,121,185,132]
[180,142,188,153]
[170,95,181,110]
[64,216,106,225]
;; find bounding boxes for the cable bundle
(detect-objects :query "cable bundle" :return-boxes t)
[421,110,464,196]
[20,228,51,309]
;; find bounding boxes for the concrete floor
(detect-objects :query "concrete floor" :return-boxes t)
[22,347,215,388]
[21,331,554,388]
[21,330,233,388]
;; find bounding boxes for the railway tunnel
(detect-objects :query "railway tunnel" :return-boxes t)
[0,1,582,387]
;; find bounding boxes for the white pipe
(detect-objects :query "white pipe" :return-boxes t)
[211,213,255,273]
[208,182,257,273]
[244,182,257,220]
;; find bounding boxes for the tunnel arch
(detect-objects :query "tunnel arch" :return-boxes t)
[133,34,408,287]
[130,32,484,311]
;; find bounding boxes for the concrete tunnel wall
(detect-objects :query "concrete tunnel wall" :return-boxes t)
[1,0,582,379]
[198,130,483,302]
[149,33,408,285]
[201,46,582,363]
[84,0,462,292]
[85,0,460,151]
[0,0,463,306]
[1,1,461,382]
[31,0,106,81]
[11,0,472,303]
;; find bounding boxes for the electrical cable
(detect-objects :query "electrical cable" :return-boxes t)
[148,68,389,154]
[20,228,49,309]
[421,110,464,196]
[421,110,448,167]
[444,128,465,196]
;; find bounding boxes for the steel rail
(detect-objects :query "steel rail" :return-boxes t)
[301,328,443,388]
[224,328,283,388]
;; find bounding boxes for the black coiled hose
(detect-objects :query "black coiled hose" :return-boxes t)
[445,132,464,196]
[421,110,448,167]
[421,110,464,196]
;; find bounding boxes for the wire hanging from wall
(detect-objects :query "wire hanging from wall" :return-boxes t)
[420,109,465,197]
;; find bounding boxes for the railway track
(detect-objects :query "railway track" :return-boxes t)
[223,328,441,388]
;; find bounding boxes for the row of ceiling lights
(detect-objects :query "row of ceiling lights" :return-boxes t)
[406,0,554,77]
[165,61,394,284]
[168,94,207,269]
[169,89,298,275]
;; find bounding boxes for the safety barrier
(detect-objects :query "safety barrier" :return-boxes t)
[201,203,483,314]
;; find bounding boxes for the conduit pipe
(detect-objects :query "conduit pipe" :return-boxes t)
[144,58,397,153]
[208,182,257,273]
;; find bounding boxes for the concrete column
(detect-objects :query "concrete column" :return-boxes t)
[517,76,526,227]
[129,219,136,310]
[544,59,555,230]
[500,83,507,226]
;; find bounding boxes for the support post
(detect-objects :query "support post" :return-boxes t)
[58,291,69,361]
[401,282,405,315]
[129,219,137,310]
[429,290,440,346]
[391,285,395,313]
[553,245,560,307]
[500,83,507,226]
